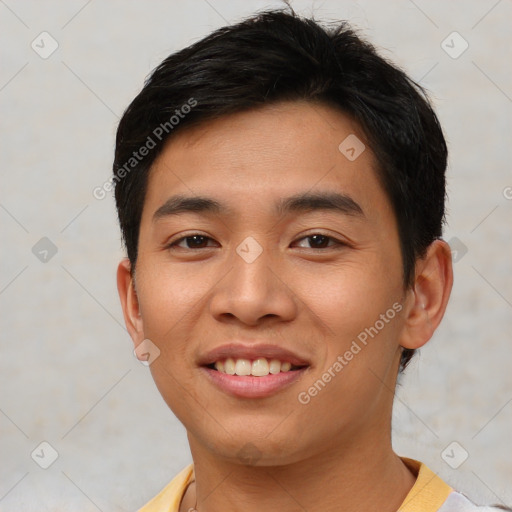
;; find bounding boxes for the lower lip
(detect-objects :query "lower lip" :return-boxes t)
[202,367,307,398]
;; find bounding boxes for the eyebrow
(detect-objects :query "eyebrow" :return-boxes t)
[277,191,364,218]
[152,191,365,222]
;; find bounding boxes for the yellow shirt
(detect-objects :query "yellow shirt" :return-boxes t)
[136,457,499,512]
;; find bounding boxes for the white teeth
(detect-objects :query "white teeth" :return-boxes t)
[234,358,252,376]
[213,357,300,376]
[269,359,281,374]
[224,358,235,375]
[281,362,291,372]
[251,358,270,377]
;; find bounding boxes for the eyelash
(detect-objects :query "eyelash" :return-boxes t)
[166,232,346,251]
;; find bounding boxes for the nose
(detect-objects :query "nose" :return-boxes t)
[209,244,298,327]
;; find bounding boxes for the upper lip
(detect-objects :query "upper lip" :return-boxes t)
[198,343,311,367]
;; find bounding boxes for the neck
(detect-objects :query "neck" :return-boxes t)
[181,425,416,512]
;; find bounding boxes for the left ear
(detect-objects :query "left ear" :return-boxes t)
[399,239,453,350]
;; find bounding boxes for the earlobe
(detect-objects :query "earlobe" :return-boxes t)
[117,258,145,346]
[399,239,453,350]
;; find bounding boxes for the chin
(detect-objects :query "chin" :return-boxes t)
[193,426,314,467]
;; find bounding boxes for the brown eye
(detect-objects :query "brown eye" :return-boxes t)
[294,234,343,249]
[170,234,217,249]
[306,235,330,248]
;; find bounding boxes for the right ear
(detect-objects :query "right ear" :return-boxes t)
[117,258,145,347]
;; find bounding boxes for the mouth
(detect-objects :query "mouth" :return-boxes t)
[206,357,307,377]
[199,344,310,398]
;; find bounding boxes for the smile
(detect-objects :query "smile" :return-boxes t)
[199,342,310,398]
[210,357,305,377]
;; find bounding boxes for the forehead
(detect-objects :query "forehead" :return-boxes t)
[143,101,394,224]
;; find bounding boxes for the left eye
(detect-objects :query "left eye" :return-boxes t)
[170,235,218,249]
[293,234,343,249]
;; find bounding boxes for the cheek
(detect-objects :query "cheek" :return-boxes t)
[137,261,210,335]
[139,272,206,426]
[134,263,204,400]
[294,259,401,343]
[293,287,403,440]
[291,257,405,407]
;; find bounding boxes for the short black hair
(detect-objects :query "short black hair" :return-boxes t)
[113,8,448,372]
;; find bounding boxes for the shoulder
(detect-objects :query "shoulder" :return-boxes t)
[398,458,510,512]
[438,490,511,512]
[136,464,194,512]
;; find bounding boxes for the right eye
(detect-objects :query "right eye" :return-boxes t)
[167,234,219,250]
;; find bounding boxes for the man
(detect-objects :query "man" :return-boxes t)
[113,9,508,512]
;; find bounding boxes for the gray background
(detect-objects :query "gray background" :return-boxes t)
[1,0,511,510]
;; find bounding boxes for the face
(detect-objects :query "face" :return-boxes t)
[120,101,413,465]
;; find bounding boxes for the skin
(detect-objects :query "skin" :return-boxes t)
[117,101,453,512]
